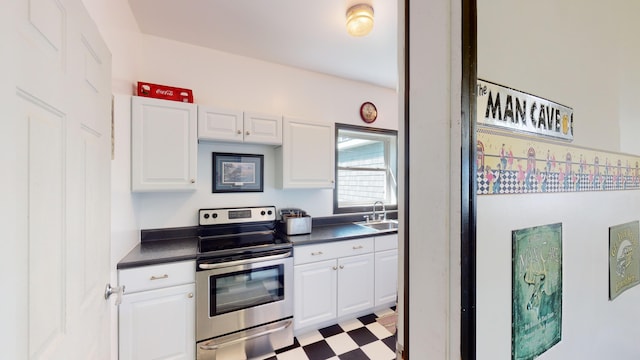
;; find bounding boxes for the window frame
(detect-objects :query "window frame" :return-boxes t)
[333,123,398,215]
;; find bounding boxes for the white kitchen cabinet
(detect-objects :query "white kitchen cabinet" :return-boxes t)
[293,259,337,329]
[337,253,375,317]
[198,104,282,145]
[118,261,195,360]
[374,234,398,307]
[293,238,374,331]
[131,96,197,192]
[276,117,335,188]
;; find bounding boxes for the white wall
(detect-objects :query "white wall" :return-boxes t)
[83,0,397,243]
[477,1,640,358]
[479,1,627,152]
[128,35,398,230]
[616,3,640,155]
[477,192,640,359]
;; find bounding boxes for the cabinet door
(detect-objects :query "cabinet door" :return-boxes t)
[131,96,197,191]
[337,253,374,318]
[375,249,398,306]
[278,117,335,188]
[119,283,195,360]
[197,104,243,143]
[294,259,337,329]
[244,112,282,145]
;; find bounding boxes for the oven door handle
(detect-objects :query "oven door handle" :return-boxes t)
[198,251,292,270]
[198,319,292,351]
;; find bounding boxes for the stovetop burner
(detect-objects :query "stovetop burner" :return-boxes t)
[197,206,291,259]
[198,231,290,254]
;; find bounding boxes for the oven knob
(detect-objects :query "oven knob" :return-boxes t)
[203,213,210,219]
[267,210,273,215]
[212,213,218,218]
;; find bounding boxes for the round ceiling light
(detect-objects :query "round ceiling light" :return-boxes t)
[346,4,374,37]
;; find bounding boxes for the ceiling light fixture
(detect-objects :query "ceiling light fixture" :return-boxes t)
[346,4,374,37]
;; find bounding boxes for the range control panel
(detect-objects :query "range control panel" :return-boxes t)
[199,206,276,226]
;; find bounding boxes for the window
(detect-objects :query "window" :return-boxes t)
[334,124,398,214]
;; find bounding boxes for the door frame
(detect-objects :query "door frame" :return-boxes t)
[460,0,478,358]
[401,0,477,358]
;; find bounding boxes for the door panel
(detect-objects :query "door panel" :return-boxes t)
[22,93,66,359]
[294,260,337,329]
[337,254,374,317]
[28,0,64,52]
[4,0,113,358]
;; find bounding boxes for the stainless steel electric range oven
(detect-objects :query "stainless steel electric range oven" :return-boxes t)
[195,206,293,360]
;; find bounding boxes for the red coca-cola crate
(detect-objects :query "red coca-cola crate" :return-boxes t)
[136,82,194,103]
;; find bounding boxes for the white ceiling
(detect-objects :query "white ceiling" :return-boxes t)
[127,0,398,89]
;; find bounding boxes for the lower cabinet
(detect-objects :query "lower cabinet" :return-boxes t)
[294,259,338,329]
[294,237,390,332]
[375,249,398,306]
[337,253,375,317]
[293,253,375,330]
[118,261,195,360]
[374,234,399,307]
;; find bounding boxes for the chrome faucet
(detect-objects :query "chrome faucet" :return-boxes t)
[372,201,386,221]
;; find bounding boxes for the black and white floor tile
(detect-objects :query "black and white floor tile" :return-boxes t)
[255,308,397,360]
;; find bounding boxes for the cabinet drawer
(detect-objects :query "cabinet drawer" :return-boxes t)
[119,260,195,293]
[375,234,398,251]
[294,238,374,265]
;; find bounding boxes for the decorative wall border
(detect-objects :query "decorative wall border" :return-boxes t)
[477,127,640,195]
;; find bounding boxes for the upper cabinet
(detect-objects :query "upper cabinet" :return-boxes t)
[198,105,282,145]
[276,117,335,189]
[131,96,197,192]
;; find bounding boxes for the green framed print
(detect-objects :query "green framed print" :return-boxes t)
[609,221,640,300]
[512,223,562,360]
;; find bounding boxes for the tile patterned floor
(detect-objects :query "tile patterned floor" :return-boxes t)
[255,308,397,360]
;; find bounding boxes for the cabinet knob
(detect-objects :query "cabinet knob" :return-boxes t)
[311,251,323,256]
[339,265,344,269]
[245,131,250,135]
[353,245,363,250]
[190,179,195,183]
[188,293,194,298]
[332,266,337,270]
[237,130,242,135]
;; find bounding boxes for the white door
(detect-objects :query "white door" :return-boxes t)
[119,284,196,360]
[197,104,244,143]
[243,112,282,145]
[337,253,375,317]
[375,249,399,306]
[1,0,112,358]
[293,260,338,329]
[279,118,335,188]
[131,96,198,192]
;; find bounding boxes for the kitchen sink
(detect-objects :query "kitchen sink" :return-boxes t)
[355,219,399,232]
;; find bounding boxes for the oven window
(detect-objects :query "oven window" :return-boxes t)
[210,264,285,316]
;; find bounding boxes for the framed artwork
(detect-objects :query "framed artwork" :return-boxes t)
[609,220,640,300]
[212,152,264,193]
[512,223,562,360]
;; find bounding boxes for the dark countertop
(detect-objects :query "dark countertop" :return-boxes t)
[117,237,198,269]
[117,212,398,269]
[281,223,384,245]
